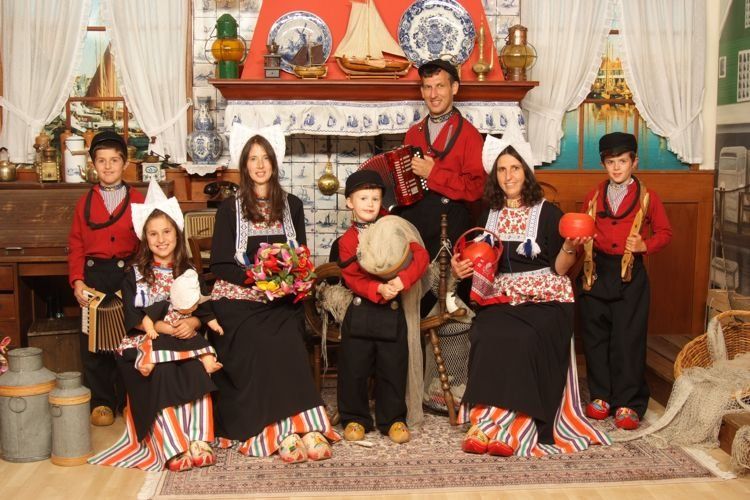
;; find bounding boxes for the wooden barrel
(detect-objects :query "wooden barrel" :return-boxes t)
[49,372,92,466]
[0,348,56,462]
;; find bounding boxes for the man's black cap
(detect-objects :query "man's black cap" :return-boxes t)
[599,132,637,158]
[89,130,127,160]
[345,169,386,197]
[418,59,460,84]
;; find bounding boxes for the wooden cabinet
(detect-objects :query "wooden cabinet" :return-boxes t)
[0,264,22,347]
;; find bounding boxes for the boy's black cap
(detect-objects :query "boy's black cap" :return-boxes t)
[89,130,127,160]
[599,132,637,158]
[418,59,460,83]
[345,169,386,197]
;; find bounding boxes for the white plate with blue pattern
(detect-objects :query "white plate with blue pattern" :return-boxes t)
[398,0,476,66]
[267,11,332,74]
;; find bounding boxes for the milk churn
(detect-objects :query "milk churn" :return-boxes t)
[0,348,56,462]
[49,372,92,466]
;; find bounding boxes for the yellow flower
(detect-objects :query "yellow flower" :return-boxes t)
[256,280,280,292]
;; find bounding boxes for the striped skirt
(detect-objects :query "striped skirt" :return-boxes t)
[135,336,216,372]
[90,394,214,471]
[458,342,611,457]
[217,405,340,457]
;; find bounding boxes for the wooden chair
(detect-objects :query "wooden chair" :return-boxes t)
[188,236,213,277]
[303,262,343,392]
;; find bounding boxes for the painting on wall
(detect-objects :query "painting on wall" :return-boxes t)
[713,0,750,309]
[546,34,687,171]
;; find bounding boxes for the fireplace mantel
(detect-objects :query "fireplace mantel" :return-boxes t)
[210,79,538,102]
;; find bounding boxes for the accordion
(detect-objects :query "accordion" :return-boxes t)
[358,145,425,211]
[82,287,126,353]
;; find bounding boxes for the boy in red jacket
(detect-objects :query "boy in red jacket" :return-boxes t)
[68,131,145,426]
[337,170,429,444]
[579,132,672,430]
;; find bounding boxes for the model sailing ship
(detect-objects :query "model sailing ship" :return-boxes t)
[334,0,412,78]
[292,43,328,79]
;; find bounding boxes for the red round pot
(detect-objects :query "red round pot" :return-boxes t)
[461,241,496,265]
[559,213,595,239]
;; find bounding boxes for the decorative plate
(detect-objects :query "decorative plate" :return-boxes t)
[267,11,332,74]
[398,0,476,66]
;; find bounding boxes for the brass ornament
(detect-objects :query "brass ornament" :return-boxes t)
[317,160,340,196]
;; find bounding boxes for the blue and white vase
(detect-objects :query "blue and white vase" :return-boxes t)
[186,97,223,164]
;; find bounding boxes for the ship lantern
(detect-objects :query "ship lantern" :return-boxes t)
[499,25,537,81]
[207,14,247,79]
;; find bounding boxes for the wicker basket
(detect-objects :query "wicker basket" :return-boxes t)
[674,309,750,379]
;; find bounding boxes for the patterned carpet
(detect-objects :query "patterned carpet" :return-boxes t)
[148,387,717,498]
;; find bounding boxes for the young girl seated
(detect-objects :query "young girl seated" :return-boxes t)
[136,268,223,377]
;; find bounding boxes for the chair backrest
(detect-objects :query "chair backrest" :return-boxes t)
[188,236,213,274]
[184,209,217,258]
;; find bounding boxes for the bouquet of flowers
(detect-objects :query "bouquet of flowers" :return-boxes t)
[244,242,316,303]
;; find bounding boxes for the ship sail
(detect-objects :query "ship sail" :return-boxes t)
[334,0,405,60]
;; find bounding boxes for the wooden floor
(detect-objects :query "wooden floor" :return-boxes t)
[2,407,749,500]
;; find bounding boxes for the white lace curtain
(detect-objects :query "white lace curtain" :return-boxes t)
[618,0,705,164]
[102,0,190,162]
[0,0,90,163]
[523,0,705,166]
[522,0,614,165]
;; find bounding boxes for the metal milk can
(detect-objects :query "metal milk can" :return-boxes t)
[49,372,92,466]
[0,347,56,462]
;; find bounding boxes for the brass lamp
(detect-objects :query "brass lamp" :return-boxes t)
[499,25,537,81]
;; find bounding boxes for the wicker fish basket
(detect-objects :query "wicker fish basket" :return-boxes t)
[673,309,750,379]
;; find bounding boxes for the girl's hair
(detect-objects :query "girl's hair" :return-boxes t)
[237,135,285,223]
[132,210,191,284]
[483,145,544,210]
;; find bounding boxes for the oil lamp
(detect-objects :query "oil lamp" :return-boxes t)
[207,14,247,79]
[499,25,537,81]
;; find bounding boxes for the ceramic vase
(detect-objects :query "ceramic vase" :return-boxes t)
[187,97,224,164]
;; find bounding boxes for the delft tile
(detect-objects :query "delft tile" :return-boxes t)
[246,0,263,13]
[337,210,352,232]
[192,85,217,103]
[314,136,336,156]
[194,40,212,64]
[315,210,339,233]
[498,0,520,16]
[314,233,337,257]
[194,16,215,41]
[290,162,315,186]
[337,138,360,162]
[238,24,255,44]
[314,159,338,181]
[302,209,316,233]
[290,135,315,160]
[196,0,216,16]
[193,63,215,87]
[496,16,518,41]
[314,190,338,211]
[292,186,315,208]
[278,161,292,186]
[338,163,358,184]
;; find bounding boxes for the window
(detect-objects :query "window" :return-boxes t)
[44,0,146,152]
[746,0,750,29]
[738,49,750,103]
[542,31,689,171]
[719,56,727,79]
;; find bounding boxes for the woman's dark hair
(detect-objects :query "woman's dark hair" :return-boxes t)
[483,145,544,210]
[132,210,191,285]
[237,135,285,223]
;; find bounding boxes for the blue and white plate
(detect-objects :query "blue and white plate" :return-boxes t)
[267,11,332,74]
[398,0,476,66]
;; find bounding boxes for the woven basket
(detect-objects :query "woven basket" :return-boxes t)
[674,309,750,379]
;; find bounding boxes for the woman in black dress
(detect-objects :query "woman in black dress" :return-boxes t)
[451,137,610,457]
[209,128,339,463]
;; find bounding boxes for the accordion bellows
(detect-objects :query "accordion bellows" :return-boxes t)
[357,215,416,280]
[357,145,424,210]
[82,288,126,352]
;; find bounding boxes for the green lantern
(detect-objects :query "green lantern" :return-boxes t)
[207,14,247,79]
